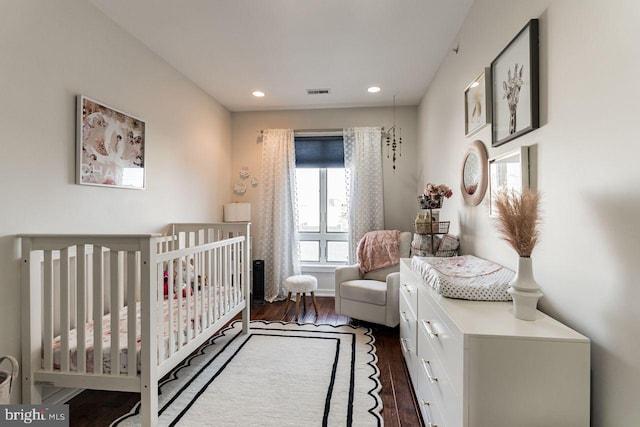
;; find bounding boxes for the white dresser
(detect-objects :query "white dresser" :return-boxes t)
[399,259,590,427]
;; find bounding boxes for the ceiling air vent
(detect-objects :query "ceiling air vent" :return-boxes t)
[306,88,330,95]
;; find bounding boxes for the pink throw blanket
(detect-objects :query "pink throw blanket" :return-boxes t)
[357,230,400,274]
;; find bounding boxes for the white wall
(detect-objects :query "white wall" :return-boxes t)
[417,0,640,425]
[0,0,232,402]
[231,107,418,293]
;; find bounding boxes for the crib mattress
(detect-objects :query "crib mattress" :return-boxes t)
[50,289,235,374]
[411,255,514,301]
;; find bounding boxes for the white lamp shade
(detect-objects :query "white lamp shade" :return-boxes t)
[224,203,251,222]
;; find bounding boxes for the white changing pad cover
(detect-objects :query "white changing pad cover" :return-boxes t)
[411,255,515,301]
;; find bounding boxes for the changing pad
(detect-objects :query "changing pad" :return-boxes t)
[411,255,515,301]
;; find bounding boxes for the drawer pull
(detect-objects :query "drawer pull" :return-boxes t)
[400,338,411,353]
[421,359,438,382]
[420,401,438,427]
[422,320,438,338]
[400,311,409,322]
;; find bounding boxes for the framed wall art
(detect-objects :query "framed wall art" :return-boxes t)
[488,146,530,216]
[491,19,539,147]
[77,95,146,189]
[464,68,491,137]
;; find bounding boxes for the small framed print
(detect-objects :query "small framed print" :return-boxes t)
[77,95,145,189]
[464,68,491,137]
[488,146,530,216]
[491,19,539,147]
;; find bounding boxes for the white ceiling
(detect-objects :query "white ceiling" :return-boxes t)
[88,0,474,112]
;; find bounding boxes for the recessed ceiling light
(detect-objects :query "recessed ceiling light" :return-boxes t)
[367,86,381,93]
[252,91,265,97]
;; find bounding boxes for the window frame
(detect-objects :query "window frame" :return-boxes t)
[297,167,348,265]
[294,131,348,265]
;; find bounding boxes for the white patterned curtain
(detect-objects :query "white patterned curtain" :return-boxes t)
[343,127,385,263]
[257,129,301,302]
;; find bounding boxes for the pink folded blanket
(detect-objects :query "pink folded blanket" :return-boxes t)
[357,230,400,274]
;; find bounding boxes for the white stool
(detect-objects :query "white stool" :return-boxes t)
[284,275,319,320]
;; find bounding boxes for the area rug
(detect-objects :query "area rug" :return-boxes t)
[111,321,383,426]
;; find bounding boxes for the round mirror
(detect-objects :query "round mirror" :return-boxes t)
[463,153,480,194]
[460,140,488,206]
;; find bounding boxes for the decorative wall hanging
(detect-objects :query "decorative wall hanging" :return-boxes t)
[233,181,247,196]
[77,95,145,189]
[460,140,488,206]
[383,95,402,171]
[465,68,492,137]
[239,167,250,179]
[491,19,539,147]
[251,177,259,187]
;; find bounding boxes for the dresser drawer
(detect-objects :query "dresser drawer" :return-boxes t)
[416,362,446,427]
[418,326,462,427]
[418,292,463,393]
[399,280,418,313]
[399,293,418,381]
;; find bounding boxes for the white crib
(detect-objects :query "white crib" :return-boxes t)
[20,223,250,427]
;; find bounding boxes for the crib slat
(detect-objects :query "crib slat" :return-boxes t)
[156,262,166,363]
[234,242,239,305]
[184,256,191,343]
[206,248,212,327]
[176,257,183,351]
[127,252,137,377]
[230,243,235,306]
[198,253,204,332]
[110,252,120,376]
[167,260,175,357]
[43,250,54,371]
[195,255,201,335]
[228,245,232,312]
[224,245,229,315]
[239,242,243,303]
[77,245,87,373]
[200,251,206,329]
[60,248,71,372]
[240,240,246,303]
[217,247,222,317]
[212,247,219,322]
[230,244,235,307]
[93,247,104,375]
[235,242,240,305]
[233,243,237,304]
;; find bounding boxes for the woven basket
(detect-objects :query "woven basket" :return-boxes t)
[0,356,19,404]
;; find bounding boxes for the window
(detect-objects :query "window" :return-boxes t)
[295,135,348,264]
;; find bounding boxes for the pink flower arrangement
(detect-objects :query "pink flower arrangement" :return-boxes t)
[424,183,453,199]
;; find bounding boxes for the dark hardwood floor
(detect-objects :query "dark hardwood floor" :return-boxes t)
[67,297,423,426]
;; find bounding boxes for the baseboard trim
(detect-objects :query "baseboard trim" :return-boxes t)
[314,289,335,298]
[44,388,83,405]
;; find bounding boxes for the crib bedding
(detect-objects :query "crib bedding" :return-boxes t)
[411,255,515,301]
[50,288,236,374]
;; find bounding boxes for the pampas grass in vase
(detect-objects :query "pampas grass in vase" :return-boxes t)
[494,188,543,321]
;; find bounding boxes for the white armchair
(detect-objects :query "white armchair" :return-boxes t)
[334,231,412,327]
